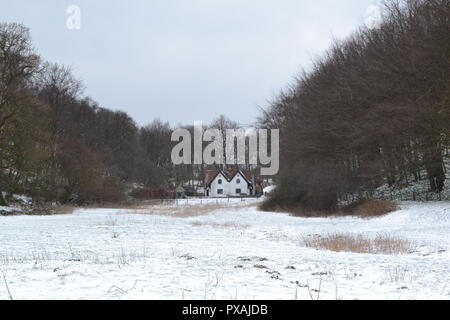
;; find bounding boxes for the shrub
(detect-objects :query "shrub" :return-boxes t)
[129,187,175,200]
[343,199,399,218]
[261,196,399,218]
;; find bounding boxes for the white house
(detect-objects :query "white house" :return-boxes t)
[204,169,255,198]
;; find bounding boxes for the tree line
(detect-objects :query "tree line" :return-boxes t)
[0,22,255,206]
[259,0,449,212]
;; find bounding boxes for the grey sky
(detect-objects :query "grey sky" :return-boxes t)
[1,0,381,127]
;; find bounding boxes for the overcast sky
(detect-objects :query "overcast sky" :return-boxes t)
[1,0,381,127]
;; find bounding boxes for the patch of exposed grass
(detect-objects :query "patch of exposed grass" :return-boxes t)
[135,202,256,218]
[189,221,250,229]
[302,233,414,255]
[343,199,399,218]
[29,205,76,216]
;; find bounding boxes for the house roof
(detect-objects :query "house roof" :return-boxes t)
[204,169,254,187]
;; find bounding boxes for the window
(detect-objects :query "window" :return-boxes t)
[218,179,222,185]
[236,179,241,184]
[236,189,241,194]
[217,189,223,195]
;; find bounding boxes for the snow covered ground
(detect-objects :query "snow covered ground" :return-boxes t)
[0,199,449,300]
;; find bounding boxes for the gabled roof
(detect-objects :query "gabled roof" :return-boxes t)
[204,169,254,187]
[204,170,222,187]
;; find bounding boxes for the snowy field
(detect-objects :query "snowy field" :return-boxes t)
[0,199,449,300]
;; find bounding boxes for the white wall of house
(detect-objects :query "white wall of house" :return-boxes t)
[208,172,226,198]
[207,171,251,197]
[228,172,250,196]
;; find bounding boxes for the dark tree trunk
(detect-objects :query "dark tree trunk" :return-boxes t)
[0,192,7,206]
[426,154,446,193]
[426,160,446,193]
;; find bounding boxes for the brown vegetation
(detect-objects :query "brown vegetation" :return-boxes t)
[189,221,250,229]
[134,202,257,218]
[343,199,399,218]
[129,188,176,200]
[302,233,414,255]
[262,199,399,218]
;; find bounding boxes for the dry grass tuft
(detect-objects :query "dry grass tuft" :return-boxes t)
[303,233,414,255]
